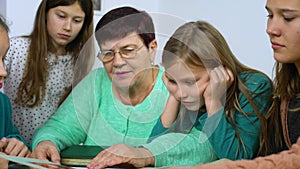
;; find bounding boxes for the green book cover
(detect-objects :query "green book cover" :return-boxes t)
[60,145,105,166]
[60,145,135,168]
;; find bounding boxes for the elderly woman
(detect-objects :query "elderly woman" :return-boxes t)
[31,6,216,168]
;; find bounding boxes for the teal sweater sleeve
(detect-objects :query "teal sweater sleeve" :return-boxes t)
[143,127,217,167]
[196,72,272,160]
[0,92,29,148]
[148,118,168,142]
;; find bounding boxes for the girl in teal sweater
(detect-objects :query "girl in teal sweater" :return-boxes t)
[150,21,273,160]
[0,17,30,168]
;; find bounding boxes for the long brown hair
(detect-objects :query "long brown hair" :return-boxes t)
[16,0,94,107]
[162,21,273,157]
[268,62,300,152]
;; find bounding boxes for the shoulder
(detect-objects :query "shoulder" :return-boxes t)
[0,92,11,109]
[5,37,30,68]
[240,72,272,93]
[7,36,30,57]
[0,92,10,103]
[86,67,108,81]
[10,36,31,46]
[76,67,109,88]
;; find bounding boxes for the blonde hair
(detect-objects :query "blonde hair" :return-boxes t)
[162,21,273,156]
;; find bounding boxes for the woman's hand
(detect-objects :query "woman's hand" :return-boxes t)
[31,140,60,164]
[87,143,155,169]
[1,137,31,157]
[204,66,234,117]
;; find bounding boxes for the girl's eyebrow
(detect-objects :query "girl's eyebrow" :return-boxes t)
[265,5,299,13]
[55,9,85,19]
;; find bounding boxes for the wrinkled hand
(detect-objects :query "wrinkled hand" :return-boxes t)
[87,143,155,169]
[204,66,234,117]
[31,140,60,166]
[1,137,30,157]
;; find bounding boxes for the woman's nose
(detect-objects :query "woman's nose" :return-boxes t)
[0,65,7,78]
[266,19,281,37]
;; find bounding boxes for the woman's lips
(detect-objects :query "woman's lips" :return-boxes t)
[271,42,284,50]
[115,72,130,78]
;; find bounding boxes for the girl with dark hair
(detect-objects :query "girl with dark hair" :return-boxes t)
[4,0,94,143]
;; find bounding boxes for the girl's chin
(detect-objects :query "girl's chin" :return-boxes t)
[184,105,200,111]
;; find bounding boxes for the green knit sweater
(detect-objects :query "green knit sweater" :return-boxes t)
[32,67,217,167]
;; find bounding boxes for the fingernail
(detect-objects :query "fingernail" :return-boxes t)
[95,164,101,169]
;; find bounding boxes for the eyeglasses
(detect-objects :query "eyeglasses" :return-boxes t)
[99,45,144,63]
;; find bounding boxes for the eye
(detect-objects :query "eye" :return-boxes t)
[168,79,177,84]
[74,19,83,23]
[265,9,274,19]
[120,47,135,56]
[283,15,295,22]
[73,17,84,23]
[266,14,273,19]
[57,13,66,19]
[185,80,196,86]
[101,51,114,58]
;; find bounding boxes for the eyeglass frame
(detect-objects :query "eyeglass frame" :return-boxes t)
[99,45,144,63]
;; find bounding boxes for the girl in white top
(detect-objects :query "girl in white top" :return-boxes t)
[4,0,94,143]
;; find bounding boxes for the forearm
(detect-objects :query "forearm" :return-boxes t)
[31,110,86,151]
[161,95,179,128]
[200,110,260,160]
[143,128,217,167]
[193,141,300,169]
